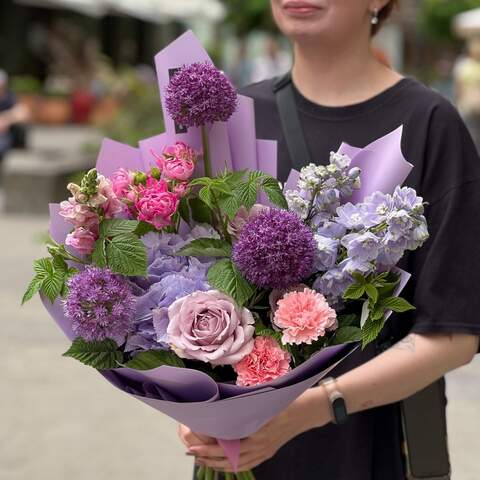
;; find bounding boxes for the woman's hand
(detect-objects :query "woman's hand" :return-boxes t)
[181,386,332,472]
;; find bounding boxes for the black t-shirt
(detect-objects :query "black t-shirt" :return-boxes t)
[239,77,480,480]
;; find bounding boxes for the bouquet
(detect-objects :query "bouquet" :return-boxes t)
[23,31,428,480]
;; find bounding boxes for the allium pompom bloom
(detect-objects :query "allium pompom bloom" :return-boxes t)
[232,209,316,289]
[234,336,291,387]
[164,62,238,127]
[64,267,135,345]
[273,288,337,345]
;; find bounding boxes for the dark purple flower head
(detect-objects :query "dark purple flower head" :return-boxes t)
[64,266,135,345]
[232,209,316,290]
[165,62,238,127]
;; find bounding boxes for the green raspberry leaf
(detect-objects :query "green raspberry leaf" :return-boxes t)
[207,259,254,307]
[41,270,65,303]
[92,238,107,267]
[63,337,123,369]
[176,238,232,258]
[21,275,44,305]
[343,282,366,301]
[261,177,288,209]
[105,233,147,277]
[380,296,415,313]
[100,219,139,238]
[331,326,362,345]
[124,350,185,370]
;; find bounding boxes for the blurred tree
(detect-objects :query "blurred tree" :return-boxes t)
[420,0,480,41]
[224,0,275,34]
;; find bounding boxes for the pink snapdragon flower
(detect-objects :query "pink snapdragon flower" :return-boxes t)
[91,175,123,218]
[59,199,99,230]
[167,290,255,365]
[135,178,179,229]
[65,227,97,255]
[273,288,337,345]
[234,336,291,387]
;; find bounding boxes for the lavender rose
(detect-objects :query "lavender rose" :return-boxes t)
[166,290,255,365]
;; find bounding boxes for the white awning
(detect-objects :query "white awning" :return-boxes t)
[453,8,480,38]
[15,0,225,22]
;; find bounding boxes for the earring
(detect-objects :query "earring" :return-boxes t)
[371,8,379,25]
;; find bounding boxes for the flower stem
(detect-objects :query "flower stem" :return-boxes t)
[205,466,215,480]
[196,465,206,480]
[200,125,212,178]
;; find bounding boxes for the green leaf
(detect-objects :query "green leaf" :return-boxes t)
[255,328,285,345]
[260,177,288,209]
[124,350,185,370]
[217,193,240,220]
[178,197,191,225]
[331,326,362,345]
[100,219,139,238]
[352,272,366,284]
[343,282,366,300]
[52,255,68,273]
[92,239,107,267]
[189,198,213,224]
[380,296,415,313]
[105,234,147,277]
[378,281,400,297]
[248,170,266,183]
[34,257,54,278]
[207,259,254,307]
[63,337,123,369]
[41,270,65,303]
[362,318,385,348]
[189,177,212,187]
[224,170,246,185]
[364,284,379,304]
[176,238,232,258]
[233,179,258,211]
[337,314,358,327]
[134,221,157,237]
[199,186,214,209]
[21,275,44,305]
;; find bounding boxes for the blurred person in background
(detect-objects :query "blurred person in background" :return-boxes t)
[180,1,480,479]
[454,36,480,150]
[0,69,29,161]
[250,35,292,83]
[230,38,255,87]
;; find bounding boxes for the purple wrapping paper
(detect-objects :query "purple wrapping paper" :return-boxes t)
[41,31,418,471]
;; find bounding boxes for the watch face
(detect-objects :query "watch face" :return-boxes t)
[332,397,348,425]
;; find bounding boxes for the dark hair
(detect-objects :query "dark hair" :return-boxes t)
[372,0,398,35]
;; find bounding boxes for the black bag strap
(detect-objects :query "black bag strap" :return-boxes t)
[273,73,313,171]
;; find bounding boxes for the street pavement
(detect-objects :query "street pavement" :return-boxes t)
[1,212,479,480]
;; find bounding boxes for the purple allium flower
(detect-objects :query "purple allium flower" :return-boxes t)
[232,209,316,289]
[164,62,238,127]
[64,266,135,345]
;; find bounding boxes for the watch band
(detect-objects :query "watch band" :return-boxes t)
[319,377,349,425]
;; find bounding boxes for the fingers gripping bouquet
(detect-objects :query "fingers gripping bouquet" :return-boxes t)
[23,32,428,480]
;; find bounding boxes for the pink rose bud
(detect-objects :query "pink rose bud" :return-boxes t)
[135,178,179,229]
[172,181,189,197]
[167,290,255,365]
[159,142,197,181]
[112,168,135,198]
[234,336,291,387]
[65,227,97,255]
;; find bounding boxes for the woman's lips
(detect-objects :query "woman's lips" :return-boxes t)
[283,1,322,17]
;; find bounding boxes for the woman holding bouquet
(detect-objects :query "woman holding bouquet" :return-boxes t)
[180,1,480,479]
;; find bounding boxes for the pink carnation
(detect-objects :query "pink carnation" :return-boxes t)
[135,178,179,229]
[65,227,97,255]
[234,336,291,387]
[59,199,99,230]
[273,288,337,345]
[167,290,255,365]
[112,168,135,199]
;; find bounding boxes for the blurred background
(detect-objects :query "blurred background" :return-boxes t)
[1,0,479,479]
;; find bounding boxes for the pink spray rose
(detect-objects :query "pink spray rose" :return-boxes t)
[65,227,97,255]
[158,142,196,181]
[227,204,270,238]
[273,288,337,345]
[167,290,255,365]
[172,181,190,198]
[59,199,99,230]
[112,168,135,199]
[234,336,291,387]
[135,178,179,229]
